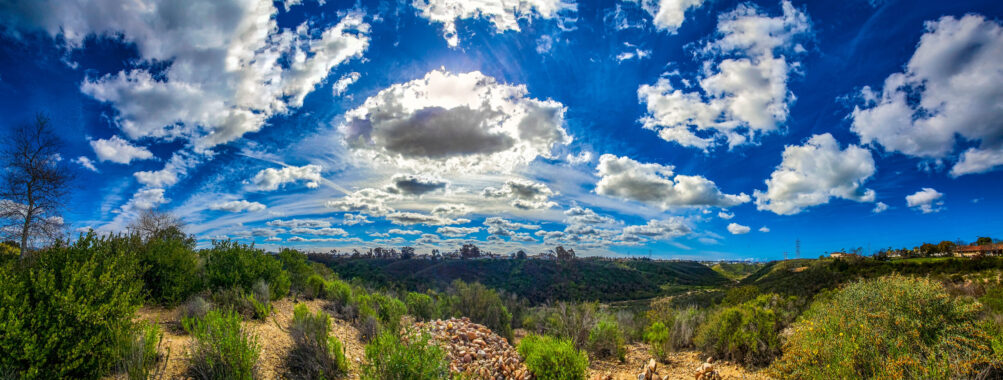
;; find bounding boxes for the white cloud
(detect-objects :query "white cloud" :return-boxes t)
[717,211,734,220]
[566,151,593,165]
[385,174,448,196]
[621,218,691,241]
[90,135,153,164]
[564,206,619,226]
[906,188,944,214]
[388,228,423,235]
[596,154,750,209]
[754,134,876,215]
[413,0,575,47]
[850,15,1003,176]
[727,222,751,234]
[340,70,570,174]
[385,211,469,226]
[431,203,472,216]
[72,156,99,172]
[128,188,168,210]
[290,227,348,236]
[4,1,372,149]
[250,164,322,191]
[616,44,652,62]
[872,202,889,214]
[638,1,810,149]
[758,226,770,233]
[343,213,372,225]
[209,200,265,212]
[640,0,706,32]
[325,188,399,215]
[332,72,361,96]
[484,217,540,236]
[482,179,558,209]
[266,219,331,228]
[134,150,201,188]
[437,226,480,237]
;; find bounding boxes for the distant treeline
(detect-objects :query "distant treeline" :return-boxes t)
[306,254,730,304]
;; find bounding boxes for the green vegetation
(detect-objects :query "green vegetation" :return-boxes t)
[517,334,589,380]
[184,309,260,380]
[204,240,290,300]
[312,256,729,303]
[694,294,799,367]
[771,276,995,378]
[0,233,143,379]
[710,262,764,280]
[405,291,438,321]
[447,280,514,341]
[286,304,348,379]
[588,317,626,361]
[361,332,450,380]
[118,321,164,380]
[139,232,202,305]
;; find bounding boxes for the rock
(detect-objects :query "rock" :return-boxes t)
[411,318,530,380]
[694,357,720,380]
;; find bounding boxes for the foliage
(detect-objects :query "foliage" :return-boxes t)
[118,321,164,380]
[325,279,353,309]
[770,276,994,378]
[279,248,316,294]
[184,309,260,380]
[360,332,450,380]
[644,322,670,360]
[371,292,407,333]
[517,334,589,380]
[449,280,514,341]
[405,291,437,321]
[286,304,348,379]
[588,317,625,361]
[211,287,258,320]
[721,285,760,306]
[202,240,289,299]
[0,233,143,379]
[139,233,203,305]
[711,262,764,280]
[306,274,328,299]
[180,295,213,325]
[695,294,798,367]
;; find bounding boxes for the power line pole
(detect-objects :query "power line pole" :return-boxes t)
[796,239,801,259]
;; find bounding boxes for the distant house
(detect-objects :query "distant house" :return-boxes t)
[954,244,1003,258]
[829,251,848,259]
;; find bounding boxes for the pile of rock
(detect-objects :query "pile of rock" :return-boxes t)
[694,357,720,380]
[637,358,661,380]
[412,317,530,380]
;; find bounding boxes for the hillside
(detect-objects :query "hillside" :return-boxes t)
[710,262,764,280]
[308,256,730,304]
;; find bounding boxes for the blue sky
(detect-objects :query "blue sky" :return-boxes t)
[1,0,1001,260]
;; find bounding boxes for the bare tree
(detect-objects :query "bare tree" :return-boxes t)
[128,208,187,241]
[0,114,73,257]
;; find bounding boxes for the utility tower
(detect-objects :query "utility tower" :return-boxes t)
[796,239,801,259]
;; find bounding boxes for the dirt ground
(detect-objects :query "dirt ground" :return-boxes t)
[105,298,365,380]
[107,303,767,380]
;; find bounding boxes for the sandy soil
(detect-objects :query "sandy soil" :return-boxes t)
[106,298,365,380]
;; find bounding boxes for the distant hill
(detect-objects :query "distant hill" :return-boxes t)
[740,256,1003,298]
[710,262,764,280]
[307,256,731,304]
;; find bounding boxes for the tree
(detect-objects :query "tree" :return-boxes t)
[976,237,995,246]
[515,250,528,260]
[0,114,72,257]
[128,208,187,242]
[555,245,576,261]
[460,244,481,259]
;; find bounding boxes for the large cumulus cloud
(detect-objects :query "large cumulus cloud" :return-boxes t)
[341,70,570,174]
[851,15,1003,176]
[595,154,750,209]
[412,0,575,47]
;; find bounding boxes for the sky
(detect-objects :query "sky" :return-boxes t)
[0,0,1001,260]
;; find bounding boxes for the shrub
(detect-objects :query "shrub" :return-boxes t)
[982,285,1003,313]
[695,294,797,367]
[286,304,348,379]
[279,248,316,294]
[770,276,995,378]
[202,240,289,300]
[517,334,589,380]
[118,321,164,380]
[325,279,353,309]
[185,309,260,380]
[140,233,203,305]
[305,274,328,299]
[721,285,759,306]
[543,302,600,350]
[180,295,213,324]
[588,317,625,361]
[0,233,143,379]
[361,332,449,380]
[669,306,705,350]
[250,280,272,320]
[449,280,514,341]
[614,309,647,343]
[371,292,407,333]
[211,287,257,320]
[405,292,437,321]
[644,322,670,360]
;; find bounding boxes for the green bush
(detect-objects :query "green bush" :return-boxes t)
[644,322,670,360]
[118,321,164,380]
[371,292,407,333]
[770,276,995,378]
[361,332,450,380]
[405,292,437,321]
[517,334,589,380]
[449,280,513,341]
[279,248,316,294]
[588,317,625,361]
[0,233,144,379]
[140,233,203,305]
[202,240,289,299]
[325,279,353,309]
[185,309,260,380]
[211,287,257,320]
[286,304,348,379]
[982,285,1003,313]
[180,295,213,324]
[695,294,798,367]
[306,274,328,299]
